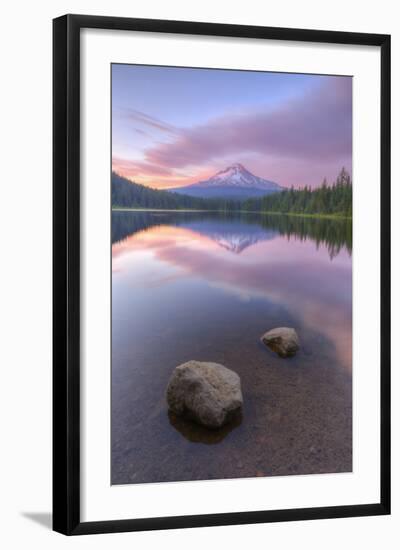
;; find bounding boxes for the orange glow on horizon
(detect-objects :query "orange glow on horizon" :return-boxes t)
[112,158,218,190]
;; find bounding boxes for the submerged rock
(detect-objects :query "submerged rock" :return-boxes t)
[260,327,300,358]
[168,409,242,444]
[166,360,243,429]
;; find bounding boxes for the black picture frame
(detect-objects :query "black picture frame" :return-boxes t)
[53,14,391,535]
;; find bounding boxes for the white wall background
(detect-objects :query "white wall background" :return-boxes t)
[0,0,398,548]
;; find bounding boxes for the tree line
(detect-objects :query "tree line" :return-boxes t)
[112,210,351,259]
[112,172,235,210]
[242,168,352,217]
[112,168,352,218]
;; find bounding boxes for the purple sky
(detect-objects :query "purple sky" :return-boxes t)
[112,65,352,189]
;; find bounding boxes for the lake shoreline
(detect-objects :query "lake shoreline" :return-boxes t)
[112,207,351,221]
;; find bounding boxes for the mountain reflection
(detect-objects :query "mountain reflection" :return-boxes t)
[112,210,352,484]
[112,211,352,372]
[112,210,352,259]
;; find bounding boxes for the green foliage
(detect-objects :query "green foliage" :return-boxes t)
[243,167,352,217]
[112,168,352,218]
[112,172,238,211]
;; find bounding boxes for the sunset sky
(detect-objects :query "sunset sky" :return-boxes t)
[112,64,352,190]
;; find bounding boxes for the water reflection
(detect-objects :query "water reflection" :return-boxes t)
[168,410,243,444]
[112,210,352,259]
[112,211,352,485]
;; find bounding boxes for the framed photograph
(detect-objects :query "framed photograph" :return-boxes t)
[53,14,390,535]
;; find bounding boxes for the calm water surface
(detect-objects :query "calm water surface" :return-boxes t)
[112,211,352,484]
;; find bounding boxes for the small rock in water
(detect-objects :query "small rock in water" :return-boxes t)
[166,360,243,429]
[260,327,300,358]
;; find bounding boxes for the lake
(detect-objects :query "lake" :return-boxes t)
[111,210,352,484]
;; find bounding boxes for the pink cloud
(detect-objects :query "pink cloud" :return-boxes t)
[143,78,352,181]
[112,156,173,178]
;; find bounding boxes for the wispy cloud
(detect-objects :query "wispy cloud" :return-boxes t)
[112,156,173,178]
[123,109,179,135]
[143,78,351,171]
[134,128,148,136]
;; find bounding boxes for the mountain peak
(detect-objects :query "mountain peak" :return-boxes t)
[200,163,281,190]
[222,162,245,171]
[169,163,283,200]
[215,163,247,176]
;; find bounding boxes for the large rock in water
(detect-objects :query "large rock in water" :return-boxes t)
[166,361,243,429]
[260,327,300,358]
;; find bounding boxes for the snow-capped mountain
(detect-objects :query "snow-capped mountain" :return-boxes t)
[169,163,283,200]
